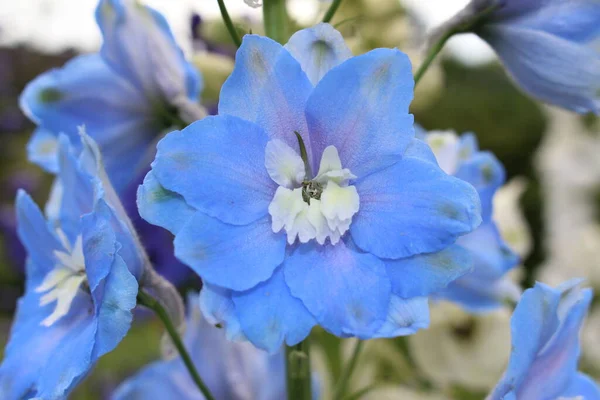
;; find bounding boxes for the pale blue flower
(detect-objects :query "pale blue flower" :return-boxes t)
[448,0,600,113]
[0,133,141,399]
[422,131,520,311]
[112,293,291,400]
[489,280,600,399]
[139,23,482,353]
[20,0,204,191]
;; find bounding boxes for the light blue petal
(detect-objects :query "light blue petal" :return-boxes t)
[219,35,313,163]
[385,244,473,298]
[515,287,593,399]
[0,291,96,400]
[199,283,246,342]
[454,151,505,221]
[305,48,414,178]
[19,53,156,191]
[481,24,600,113]
[95,0,201,102]
[284,23,353,86]
[403,137,440,165]
[232,267,316,353]
[456,222,519,280]
[56,135,96,243]
[27,128,59,173]
[490,282,562,399]
[81,200,117,292]
[372,296,430,338]
[562,373,600,399]
[505,0,600,43]
[15,190,63,284]
[284,241,391,338]
[351,156,481,259]
[152,116,277,226]
[440,276,522,313]
[174,213,286,291]
[91,252,138,359]
[137,169,196,235]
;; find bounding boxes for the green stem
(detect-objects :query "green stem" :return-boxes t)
[332,340,364,400]
[323,0,344,23]
[286,339,312,400]
[343,384,378,400]
[263,0,288,44]
[137,290,216,400]
[413,30,453,87]
[217,0,242,47]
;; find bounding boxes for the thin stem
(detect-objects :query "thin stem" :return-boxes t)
[333,340,365,400]
[343,384,378,400]
[323,0,344,23]
[294,131,312,178]
[413,30,453,88]
[137,290,216,400]
[217,0,242,47]
[263,0,288,44]
[286,339,312,400]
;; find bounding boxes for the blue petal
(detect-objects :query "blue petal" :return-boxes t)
[284,23,352,86]
[91,253,138,359]
[562,373,600,399]
[199,283,246,342]
[27,128,59,173]
[385,244,473,298]
[403,137,440,165]
[0,291,96,399]
[174,212,286,291]
[284,241,391,338]
[372,295,430,338]
[454,151,505,221]
[219,35,313,163]
[152,116,277,226]
[305,48,415,178]
[440,276,521,313]
[95,0,201,102]
[351,155,481,259]
[81,200,117,292]
[137,169,196,235]
[15,190,62,284]
[515,287,593,399]
[490,282,563,399]
[481,25,600,113]
[232,267,316,353]
[19,54,156,191]
[504,1,600,43]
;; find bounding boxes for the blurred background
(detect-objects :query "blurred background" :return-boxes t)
[0,0,598,398]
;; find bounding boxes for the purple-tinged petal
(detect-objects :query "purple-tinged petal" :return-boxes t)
[373,296,430,338]
[284,241,391,338]
[305,48,414,178]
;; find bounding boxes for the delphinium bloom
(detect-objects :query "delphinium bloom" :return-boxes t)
[489,281,600,399]
[113,293,294,400]
[0,133,143,399]
[421,131,520,311]
[436,0,600,114]
[20,0,204,192]
[139,23,482,352]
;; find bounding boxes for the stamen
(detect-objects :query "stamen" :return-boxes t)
[294,131,312,179]
[302,181,323,203]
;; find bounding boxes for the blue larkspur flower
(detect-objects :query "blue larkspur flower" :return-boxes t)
[420,131,520,311]
[489,280,600,400]
[443,0,600,113]
[0,133,142,399]
[112,293,299,400]
[138,23,482,353]
[20,0,204,192]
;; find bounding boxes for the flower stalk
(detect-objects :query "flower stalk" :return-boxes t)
[286,339,312,400]
[217,0,242,47]
[323,0,344,23]
[263,0,289,44]
[332,340,364,400]
[136,290,216,400]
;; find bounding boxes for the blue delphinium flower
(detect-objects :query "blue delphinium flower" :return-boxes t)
[439,0,600,114]
[20,0,204,192]
[420,130,520,311]
[489,280,600,399]
[138,23,482,352]
[0,133,143,399]
[113,293,291,400]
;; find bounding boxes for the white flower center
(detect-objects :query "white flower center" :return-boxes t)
[266,140,359,245]
[35,232,87,327]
